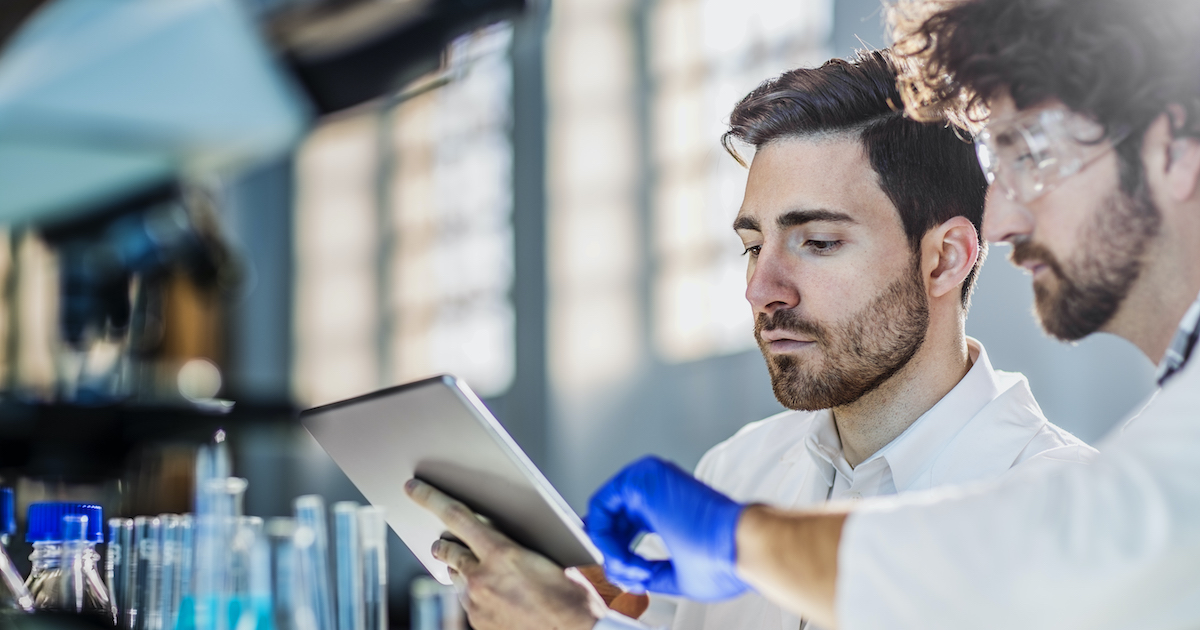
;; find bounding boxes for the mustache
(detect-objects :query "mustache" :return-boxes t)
[1009,238,1067,278]
[755,309,826,343]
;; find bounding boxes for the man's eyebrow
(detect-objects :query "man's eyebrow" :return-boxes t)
[732,215,760,232]
[776,209,856,229]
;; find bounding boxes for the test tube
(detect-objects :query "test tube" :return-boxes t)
[107,518,133,626]
[156,515,180,630]
[142,516,164,630]
[333,502,364,630]
[248,518,272,628]
[268,518,298,630]
[268,518,319,630]
[230,516,270,630]
[129,516,149,630]
[294,495,335,630]
[176,513,194,622]
[358,506,387,630]
[410,577,464,630]
[194,477,247,630]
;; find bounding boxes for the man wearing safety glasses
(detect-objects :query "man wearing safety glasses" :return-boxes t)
[400,0,1200,627]
[571,0,1200,628]
[973,108,1161,345]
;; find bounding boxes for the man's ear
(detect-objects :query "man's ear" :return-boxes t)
[922,216,980,301]
[1148,106,1200,203]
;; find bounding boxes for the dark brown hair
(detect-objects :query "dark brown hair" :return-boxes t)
[890,0,1200,193]
[724,50,988,308]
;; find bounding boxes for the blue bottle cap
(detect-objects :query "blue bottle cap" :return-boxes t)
[62,515,91,542]
[26,502,103,543]
[0,489,14,536]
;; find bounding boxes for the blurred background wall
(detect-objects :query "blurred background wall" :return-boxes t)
[270,0,1155,551]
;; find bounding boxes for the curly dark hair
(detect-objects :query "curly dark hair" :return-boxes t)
[724,50,988,308]
[889,0,1200,193]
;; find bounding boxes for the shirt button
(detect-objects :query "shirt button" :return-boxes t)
[848,492,863,500]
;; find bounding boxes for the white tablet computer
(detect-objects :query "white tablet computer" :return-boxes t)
[301,374,603,584]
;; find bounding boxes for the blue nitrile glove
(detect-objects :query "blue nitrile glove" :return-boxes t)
[585,456,749,601]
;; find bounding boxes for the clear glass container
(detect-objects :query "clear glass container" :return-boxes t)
[107,517,133,627]
[294,495,334,630]
[267,517,318,630]
[179,476,247,630]
[358,506,387,630]
[229,515,271,630]
[24,506,114,624]
[333,501,363,630]
[0,488,32,613]
[0,543,32,613]
[410,577,464,630]
[157,514,184,630]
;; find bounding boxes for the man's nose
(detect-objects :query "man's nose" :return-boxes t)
[745,248,800,315]
[981,186,1036,244]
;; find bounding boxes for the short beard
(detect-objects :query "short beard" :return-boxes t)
[1011,184,1161,342]
[756,255,930,411]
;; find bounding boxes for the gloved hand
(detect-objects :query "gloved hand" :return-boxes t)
[585,456,749,602]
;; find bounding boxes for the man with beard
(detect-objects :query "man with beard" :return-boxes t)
[572,0,1200,629]
[403,50,1094,630]
[663,48,1095,630]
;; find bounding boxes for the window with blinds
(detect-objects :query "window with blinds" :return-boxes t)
[293,25,516,406]
[648,0,832,363]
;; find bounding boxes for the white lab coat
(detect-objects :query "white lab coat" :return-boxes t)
[671,339,1094,630]
[594,339,1096,630]
[836,342,1200,629]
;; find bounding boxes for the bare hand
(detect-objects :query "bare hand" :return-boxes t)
[405,478,609,630]
[575,565,651,619]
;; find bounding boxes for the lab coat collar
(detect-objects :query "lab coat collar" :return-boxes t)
[878,337,1002,491]
[799,409,840,488]
[796,338,1045,493]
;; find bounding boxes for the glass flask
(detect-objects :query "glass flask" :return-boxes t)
[24,503,114,624]
[0,488,33,613]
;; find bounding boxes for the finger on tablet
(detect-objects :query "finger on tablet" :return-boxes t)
[446,567,468,602]
[406,478,506,558]
[432,538,480,575]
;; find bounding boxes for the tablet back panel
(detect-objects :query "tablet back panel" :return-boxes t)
[301,375,602,584]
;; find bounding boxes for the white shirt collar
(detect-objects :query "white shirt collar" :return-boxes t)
[800,337,1001,491]
[1155,288,1200,385]
[800,409,841,487]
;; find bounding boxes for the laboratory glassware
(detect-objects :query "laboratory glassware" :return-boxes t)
[0,488,14,548]
[268,517,319,630]
[186,476,247,630]
[107,518,134,626]
[410,577,465,630]
[25,504,113,622]
[358,506,387,630]
[128,516,151,629]
[0,489,32,613]
[156,514,183,630]
[228,516,271,630]
[139,516,166,630]
[176,513,194,625]
[333,502,364,630]
[294,495,335,630]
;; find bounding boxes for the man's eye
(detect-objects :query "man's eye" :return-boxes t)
[741,245,762,257]
[807,240,843,254]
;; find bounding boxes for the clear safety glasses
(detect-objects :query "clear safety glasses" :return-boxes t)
[975,107,1128,204]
